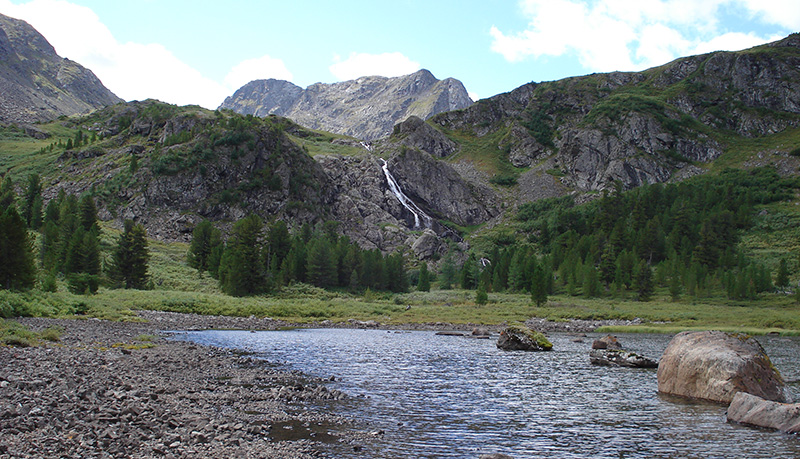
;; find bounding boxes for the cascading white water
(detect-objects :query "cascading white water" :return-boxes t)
[380,158,432,229]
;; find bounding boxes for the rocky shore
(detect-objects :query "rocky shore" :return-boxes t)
[0,311,370,459]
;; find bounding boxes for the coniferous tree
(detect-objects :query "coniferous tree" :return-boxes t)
[306,237,337,289]
[417,262,431,292]
[22,174,42,230]
[475,283,488,305]
[776,258,790,289]
[218,215,265,296]
[530,264,548,307]
[635,261,654,302]
[109,219,150,290]
[187,220,222,273]
[439,252,456,290]
[0,206,37,290]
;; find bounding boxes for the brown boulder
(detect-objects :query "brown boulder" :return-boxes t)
[592,335,622,350]
[657,331,790,404]
[727,392,800,433]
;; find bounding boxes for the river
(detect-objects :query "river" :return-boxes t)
[176,329,800,458]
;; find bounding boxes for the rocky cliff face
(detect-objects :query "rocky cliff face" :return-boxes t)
[220,69,473,141]
[424,34,800,195]
[0,13,123,124]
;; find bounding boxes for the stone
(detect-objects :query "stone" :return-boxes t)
[496,326,553,351]
[589,349,658,368]
[592,335,622,350]
[657,331,791,404]
[726,392,800,433]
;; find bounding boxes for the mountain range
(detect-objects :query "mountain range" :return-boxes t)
[1,13,799,261]
[219,69,473,141]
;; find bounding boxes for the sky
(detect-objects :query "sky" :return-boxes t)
[0,0,797,110]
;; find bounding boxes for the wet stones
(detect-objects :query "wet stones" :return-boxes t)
[589,335,658,368]
[496,326,553,351]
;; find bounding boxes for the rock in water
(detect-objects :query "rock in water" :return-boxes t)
[727,392,800,433]
[590,349,658,368]
[496,326,552,351]
[592,335,623,350]
[657,331,790,404]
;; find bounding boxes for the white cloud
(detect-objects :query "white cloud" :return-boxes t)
[0,0,229,109]
[468,91,480,102]
[223,55,293,90]
[491,0,793,74]
[329,52,420,80]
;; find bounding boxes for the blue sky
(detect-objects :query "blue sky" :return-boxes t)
[1,0,797,109]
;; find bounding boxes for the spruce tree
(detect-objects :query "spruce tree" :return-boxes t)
[635,261,654,302]
[776,258,789,290]
[306,237,337,288]
[0,206,37,290]
[417,262,431,292]
[218,215,265,296]
[530,264,548,307]
[109,219,150,289]
[187,220,222,273]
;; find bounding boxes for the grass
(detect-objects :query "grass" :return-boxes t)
[0,319,62,347]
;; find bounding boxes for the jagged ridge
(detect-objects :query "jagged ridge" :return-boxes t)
[219,69,473,141]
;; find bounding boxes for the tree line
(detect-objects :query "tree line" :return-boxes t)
[465,167,799,303]
[188,217,409,297]
[0,174,150,296]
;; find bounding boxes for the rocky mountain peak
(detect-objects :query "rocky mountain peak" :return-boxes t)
[0,13,123,124]
[220,69,473,140]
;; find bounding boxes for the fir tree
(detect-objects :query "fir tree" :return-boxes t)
[21,174,42,230]
[306,237,337,289]
[475,283,488,305]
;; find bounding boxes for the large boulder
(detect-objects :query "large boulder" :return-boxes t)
[496,326,552,351]
[657,331,791,404]
[727,392,800,433]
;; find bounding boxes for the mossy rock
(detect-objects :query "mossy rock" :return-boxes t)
[496,326,553,351]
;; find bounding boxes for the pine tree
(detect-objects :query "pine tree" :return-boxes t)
[109,219,150,290]
[582,264,601,298]
[439,252,456,290]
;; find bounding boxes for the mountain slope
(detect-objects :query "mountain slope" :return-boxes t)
[219,69,473,141]
[0,13,122,124]
[400,33,800,200]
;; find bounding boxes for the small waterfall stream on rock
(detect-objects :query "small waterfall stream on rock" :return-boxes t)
[380,158,432,229]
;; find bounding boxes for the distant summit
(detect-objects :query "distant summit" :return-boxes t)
[0,13,123,124]
[219,69,473,140]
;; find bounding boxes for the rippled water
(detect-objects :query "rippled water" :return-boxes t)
[177,329,800,458]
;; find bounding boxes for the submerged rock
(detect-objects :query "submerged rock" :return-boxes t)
[657,331,791,404]
[727,392,800,433]
[496,326,552,351]
[590,349,658,368]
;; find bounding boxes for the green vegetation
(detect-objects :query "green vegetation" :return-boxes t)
[0,319,62,347]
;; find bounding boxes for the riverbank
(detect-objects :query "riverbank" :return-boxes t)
[0,311,372,458]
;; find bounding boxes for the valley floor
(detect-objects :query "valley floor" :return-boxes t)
[0,311,372,459]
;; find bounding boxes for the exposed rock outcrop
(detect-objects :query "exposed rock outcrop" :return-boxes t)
[0,13,122,124]
[656,331,791,404]
[425,33,800,195]
[589,335,658,368]
[726,392,800,433]
[220,69,473,141]
[589,349,658,368]
[496,326,553,351]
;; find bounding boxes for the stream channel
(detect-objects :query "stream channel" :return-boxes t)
[176,329,800,458]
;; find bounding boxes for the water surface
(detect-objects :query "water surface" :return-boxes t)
[177,329,800,458]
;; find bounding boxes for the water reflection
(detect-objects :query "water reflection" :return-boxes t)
[178,329,800,458]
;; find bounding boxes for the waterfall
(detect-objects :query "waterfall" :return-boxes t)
[380,158,432,229]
